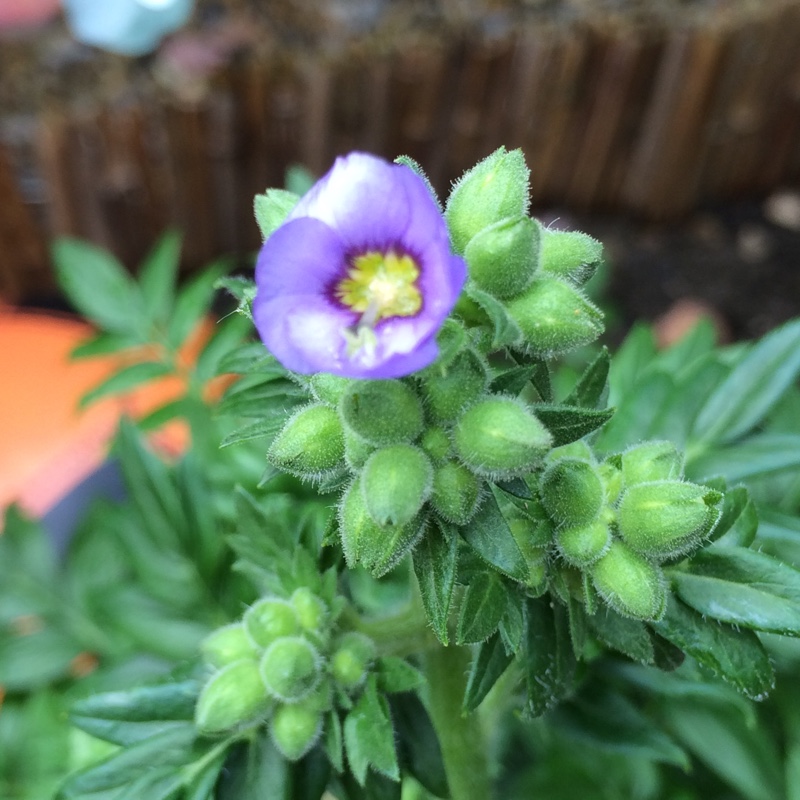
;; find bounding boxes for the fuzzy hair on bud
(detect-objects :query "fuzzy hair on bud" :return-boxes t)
[201,623,260,670]
[538,227,603,286]
[195,659,272,734]
[620,441,684,487]
[539,458,605,529]
[430,460,483,525]
[421,348,488,422]
[269,698,325,761]
[555,520,611,569]
[244,598,302,649]
[259,636,323,703]
[338,380,424,446]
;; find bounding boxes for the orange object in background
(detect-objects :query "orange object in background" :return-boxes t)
[0,307,191,520]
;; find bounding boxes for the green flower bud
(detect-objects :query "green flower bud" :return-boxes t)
[446,147,530,253]
[505,278,604,357]
[362,445,433,528]
[420,426,452,464]
[260,636,322,703]
[268,404,345,480]
[244,598,301,649]
[544,440,594,464]
[453,397,552,479]
[508,514,552,592]
[431,461,482,525]
[539,227,603,285]
[465,215,540,298]
[591,541,666,621]
[290,588,328,635]
[195,659,271,733]
[617,481,722,561]
[338,478,425,576]
[555,520,611,568]
[254,188,300,240]
[421,348,488,422]
[309,373,354,406]
[201,623,259,669]
[339,380,423,446]
[539,458,605,528]
[269,698,324,761]
[331,632,377,691]
[598,460,623,505]
[344,429,375,470]
[621,442,684,486]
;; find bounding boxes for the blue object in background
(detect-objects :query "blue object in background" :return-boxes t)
[63,0,193,56]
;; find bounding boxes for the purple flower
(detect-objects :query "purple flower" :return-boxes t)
[253,153,466,379]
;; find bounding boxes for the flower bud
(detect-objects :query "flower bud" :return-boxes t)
[539,458,605,528]
[539,228,603,285]
[446,147,530,253]
[201,623,259,669]
[260,636,322,703]
[421,349,488,422]
[290,588,328,636]
[508,513,552,592]
[431,461,482,525]
[591,541,666,621]
[195,659,271,733]
[621,442,683,486]
[254,189,300,240]
[344,429,375,470]
[331,632,377,691]
[268,404,345,479]
[555,520,611,568]
[544,440,594,464]
[362,445,433,528]
[339,380,423,446]
[309,373,353,406]
[244,598,301,649]
[505,278,604,357]
[454,397,552,479]
[465,215,539,298]
[598,460,623,505]
[269,698,324,761]
[420,426,452,465]
[617,481,722,561]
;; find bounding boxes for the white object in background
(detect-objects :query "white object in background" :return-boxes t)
[63,0,193,56]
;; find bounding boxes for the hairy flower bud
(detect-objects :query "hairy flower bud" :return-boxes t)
[508,511,553,592]
[344,429,375,471]
[195,659,271,733]
[339,380,423,446]
[419,426,452,464]
[430,461,482,525]
[538,228,603,285]
[290,588,328,636]
[260,636,322,703]
[244,598,301,649]
[454,397,552,479]
[555,520,611,568]
[591,541,666,621]
[465,215,539,298]
[539,458,605,528]
[268,404,345,480]
[309,373,354,406]
[617,481,722,561]
[620,442,684,486]
[362,445,433,528]
[446,148,530,253]
[201,623,259,670]
[505,278,604,357]
[421,348,488,421]
[331,632,377,691]
[269,698,324,761]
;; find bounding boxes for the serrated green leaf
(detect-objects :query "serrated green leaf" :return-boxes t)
[650,596,774,700]
[687,433,800,482]
[588,606,655,665]
[534,404,614,448]
[467,285,522,348]
[79,361,172,408]
[693,318,800,444]
[456,571,508,644]
[344,678,399,784]
[463,633,513,712]
[139,230,181,327]
[167,260,230,349]
[53,238,145,336]
[564,346,609,409]
[412,520,458,644]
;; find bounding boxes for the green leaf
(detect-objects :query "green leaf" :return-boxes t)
[664,699,784,800]
[412,520,458,644]
[467,285,522,348]
[139,230,181,327]
[0,627,83,691]
[138,399,188,432]
[693,318,800,444]
[656,317,718,374]
[167,259,230,349]
[534,404,615,448]
[671,547,800,636]
[53,238,145,336]
[606,322,657,408]
[758,507,800,565]
[649,596,774,700]
[217,378,307,419]
[254,189,300,240]
[588,606,654,665]
[463,633,513,712]
[216,276,258,320]
[216,342,282,376]
[0,506,57,584]
[344,677,399,784]
[184,750,228,800]
[375,657,424,694]
[324,711,344,774]
[687,433,800,482]
[194,314,252,384]
[216,733,291,800]
[710,486,758,547]
[523,597,576,717]
[563,346,610,408]
[394,156,442,211]
[489,365,537,398]
[460,492,528,582]
[456,570,508,644]
[70,331,144,359]
[79,361,172,408]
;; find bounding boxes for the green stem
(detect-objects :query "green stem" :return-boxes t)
[425,645,491,800]
[350,604,437,658]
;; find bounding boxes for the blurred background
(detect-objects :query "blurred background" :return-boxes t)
[1,0,800,340]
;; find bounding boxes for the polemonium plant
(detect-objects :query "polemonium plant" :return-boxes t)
[23,148,800,800]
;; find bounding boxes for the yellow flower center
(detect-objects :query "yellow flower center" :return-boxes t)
[336,250,422,324]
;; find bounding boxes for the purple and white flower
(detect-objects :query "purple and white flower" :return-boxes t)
[253,153,466,379]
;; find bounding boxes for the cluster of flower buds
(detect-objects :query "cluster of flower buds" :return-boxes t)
[446,147,605,358]
[525,440,723,621]
[195,587,378,760]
